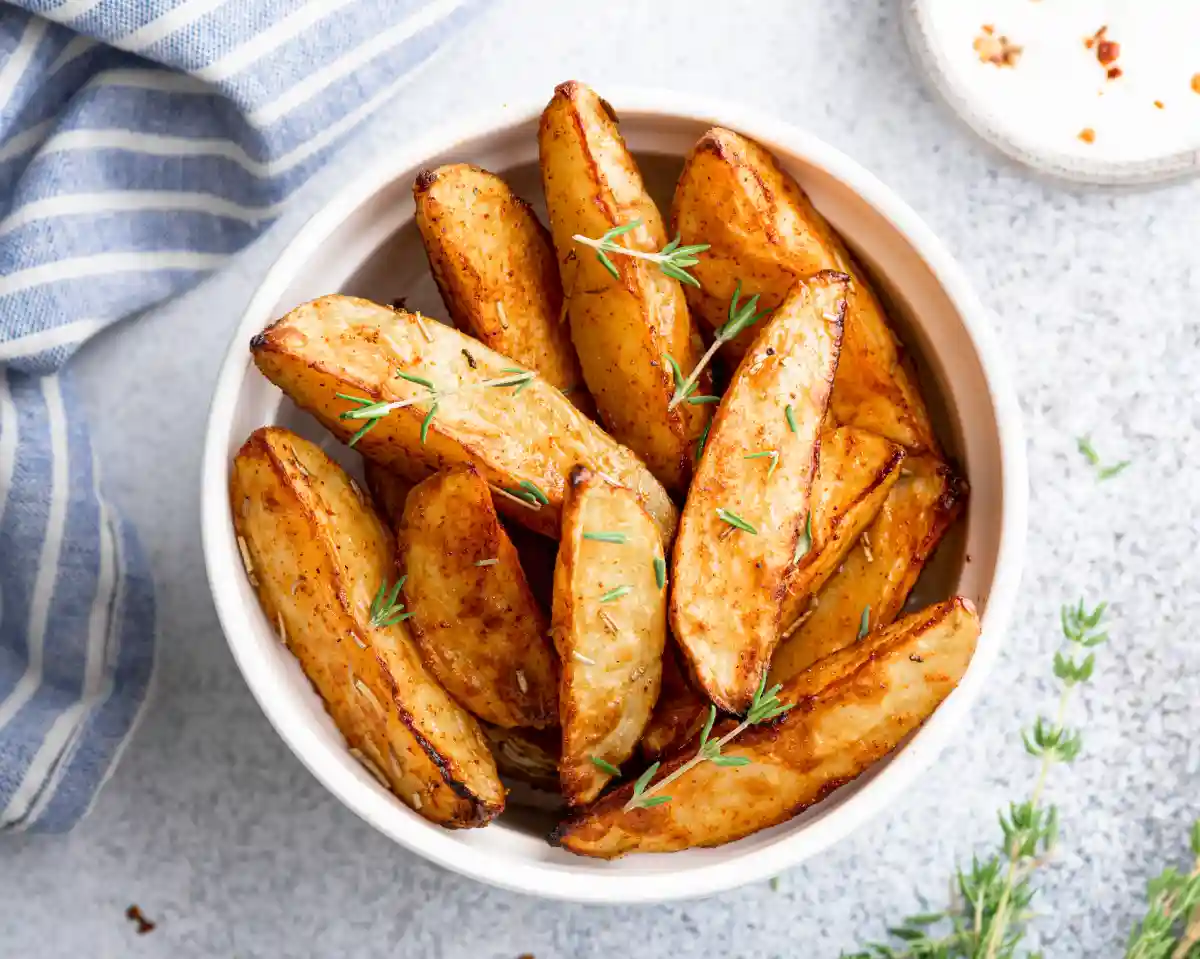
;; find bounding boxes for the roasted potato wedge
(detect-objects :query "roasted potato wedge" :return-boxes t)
[671,272,848,713]
[771,454,966,683]
[483,725,561,792]
[781,426,906,624]
[671,127,936,451]
[553,467,668,806]
[230,427,503,827]
[251,294,677,541]
[413,163,592,413]
[362,459,413,529]
[399,466,558,728]
[639,644,708,761]
[539,81,708,491]
[552,597,980,857]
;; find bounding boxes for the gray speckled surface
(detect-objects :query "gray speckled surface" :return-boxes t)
[4,1,1199,956]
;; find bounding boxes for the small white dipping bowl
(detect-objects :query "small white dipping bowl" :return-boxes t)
[201,89,1027,904]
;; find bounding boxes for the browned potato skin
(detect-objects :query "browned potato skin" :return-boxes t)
[671,127,936,452]
[251,295,678,542]
[781,426,906,624]
[483,725,561,792]
[771,454,966,683]
[539,81,709,491]
[412,164,594,415]
[230,427,503,827]
[400,466,559,728]
[553,467,668,806]
[671,273,847,714]
[551,597,979,857]
[362,459,413,529]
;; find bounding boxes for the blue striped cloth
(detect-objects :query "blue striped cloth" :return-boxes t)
[0,0,484,832]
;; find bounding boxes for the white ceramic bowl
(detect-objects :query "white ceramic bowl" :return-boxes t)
[201,89,1027,903]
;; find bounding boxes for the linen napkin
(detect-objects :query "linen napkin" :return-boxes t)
[0,0,484,831]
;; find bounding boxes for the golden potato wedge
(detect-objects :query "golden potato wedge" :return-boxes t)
[502,518,558,612]
[671,127,936,451]
[362,459,412,529]
[230,427,503,827]
[399,466,558,729]
[539,81,708,491]
[251,294,677,542]
[551,597,979,857]
[483,725,561,792]
[671,272,848,713]
[780,426,906,624]
[553,466,668,806]
[412,163,593,414]
[639,644,709,761]
[771,454,966,683]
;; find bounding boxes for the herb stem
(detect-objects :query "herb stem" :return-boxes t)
[667,337,722,411]
[622,715,751,813]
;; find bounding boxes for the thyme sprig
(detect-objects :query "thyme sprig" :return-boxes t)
[841,600,1110,959]
[572,219,709,287]
[623,673,793,812]
[336,368,536,447]
[368,576,413,628]
[1125,822,1200,959]
[667,281,771,410]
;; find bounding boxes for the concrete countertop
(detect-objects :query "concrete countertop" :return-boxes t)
[4,1,1198,956]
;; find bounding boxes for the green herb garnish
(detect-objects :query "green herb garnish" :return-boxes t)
[590,756,621,777]
[1077,435,1131,481]
[419,402,438,445]
[743,449,779,478]
[583,531,628,544]
[653,557,666,590]
[793,512,813,563]
[668,281,771,410]
[573,219,709,287]
[369,576,412,628]
[784,403,798,434]
[686,394,721,405]
[857,605,871,639]
[695,418,712,463]
[716,508,758,535]
[599,585,632,603]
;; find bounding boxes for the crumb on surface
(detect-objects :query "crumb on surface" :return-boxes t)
[1085,26,1122,80]
[974,26,1023,67]
[1107,66,1123,80]
[1192,74,1200,94]
[1078,127,1096,144]
[1154,99,1165,109]
[125,905,156,935]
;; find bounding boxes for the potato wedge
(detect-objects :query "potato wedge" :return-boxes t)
[362,459,412,529]
[781,426,906,624]
[671,272,847,713]
[483,725,561,792]
[230,427,503,827]
[553,467,668,806]
[771,454,966,683]
[399,466,558,728]
[551,597,979,857]
[413,163,592,413]
[539,81,708,491]
[639,644,708,761]
[671,127,936,451]
[251,294,677,541]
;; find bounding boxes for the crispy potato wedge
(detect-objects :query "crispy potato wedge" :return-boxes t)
[539,81,708,491]
[552,597,979,857]
[251,294,677,541]
[483,725,561,792]
[671,273,847,713]
[413,163,593,413]
[781,426,906,624]
[771,454,966,683]
[553,467,668,806]
[671,127,936,451]
[230,427,503,827]
[399,466,558,728]
[639,643,709,761]
[362,459,413,529]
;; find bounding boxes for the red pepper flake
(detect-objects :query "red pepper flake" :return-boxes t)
[1107,66,1123,80]
[125,905,156,935]
[974,26,1023,67]
[1078,128,1096,144]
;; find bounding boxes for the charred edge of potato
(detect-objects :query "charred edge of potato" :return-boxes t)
[549,596,977,852]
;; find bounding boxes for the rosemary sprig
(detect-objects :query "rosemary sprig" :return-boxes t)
[599,585,632,603]
[338,370,536,446]
[504,479,550,508]
[573,219,709,287]
[695,418,712,463]
[785,403,798,434]
[793,512,813,563]
[368,576,413,628]
[857,605,871,639]
[744,449,779,478]
[624,673,793,812]
[1077,435,1130,481]
[653,557,666,590]
[716,507,758,535]
[590,756,621,777]
[842,600,1110,959]
[667,282,771,410]
[686,395,722,405]
[583,531,628,544]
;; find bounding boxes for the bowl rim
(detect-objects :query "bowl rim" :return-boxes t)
[201,86,1028,903]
